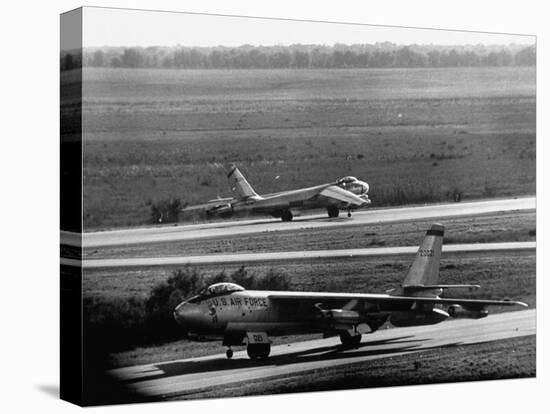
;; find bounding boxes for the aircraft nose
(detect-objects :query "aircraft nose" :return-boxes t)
[358,181,371,204]
[358,181,369,195]
[173,301,189,326]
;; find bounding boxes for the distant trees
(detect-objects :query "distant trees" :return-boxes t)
[68,44,537,71]
[91,49,106,67]
[121,48,144,68]
[515,46,536,65]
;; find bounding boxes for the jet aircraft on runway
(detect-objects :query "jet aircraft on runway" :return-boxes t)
[173,223,527,359]
[182,166,371,221]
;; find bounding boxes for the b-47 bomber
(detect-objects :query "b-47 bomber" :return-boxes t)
[182,165,371,221]
[174,223,527,359]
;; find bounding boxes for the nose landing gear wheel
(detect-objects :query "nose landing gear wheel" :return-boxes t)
[226,348,234,359]
[347,209,352,218]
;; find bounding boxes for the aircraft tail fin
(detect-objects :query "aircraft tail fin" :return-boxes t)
[402,223,444,289]
[227,166,259,199]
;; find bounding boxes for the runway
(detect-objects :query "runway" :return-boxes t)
[68,241,535,268]
[64,197,535,248]
[110,309,535,400]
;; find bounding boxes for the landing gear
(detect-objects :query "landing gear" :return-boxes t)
[247,343,271,359]
[327,205,340,218]
[347,208,352,218]
[339,331,362,348]
[223,333,244,358]
[281,210,293,222]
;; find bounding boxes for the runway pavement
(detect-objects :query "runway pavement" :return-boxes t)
[64,197,535,248]
[109,309,535,400]
[68,241,535,269]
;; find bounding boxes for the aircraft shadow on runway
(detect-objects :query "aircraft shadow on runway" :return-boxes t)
[122,335,466,384]
[229,215,349,227]
[192,216,350,230]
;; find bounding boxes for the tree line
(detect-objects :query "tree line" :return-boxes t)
[61,43,535,71]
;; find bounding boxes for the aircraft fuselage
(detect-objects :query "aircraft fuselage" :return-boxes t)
[202,173,370,221]
[174,289,422,339]
[172,223,526,359]
[175,290,319,337]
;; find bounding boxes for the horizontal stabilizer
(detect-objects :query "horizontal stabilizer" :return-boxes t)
[181,203,214,212]
[181,200,231,212]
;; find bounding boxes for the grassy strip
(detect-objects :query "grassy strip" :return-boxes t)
[84,210,536,259]
[84,250,536,302]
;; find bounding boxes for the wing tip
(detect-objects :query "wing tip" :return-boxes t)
[516,301,529,307]
[502,299,529,307]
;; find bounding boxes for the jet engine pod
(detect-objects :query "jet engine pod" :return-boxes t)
[210,203,233,218]
[319,309,361,330]
[389,308,449,327]
[448,304,489,319]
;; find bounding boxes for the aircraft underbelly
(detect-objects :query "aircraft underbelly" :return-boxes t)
[226,321,320,336]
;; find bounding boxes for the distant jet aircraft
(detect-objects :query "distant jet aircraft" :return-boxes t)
[174,224,527,359]
[182,166,371,221]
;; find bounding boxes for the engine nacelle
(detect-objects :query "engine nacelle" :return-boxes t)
[318,309,361,330]
[389,308,449,327]
[207,203,233,219]
[326,309,361,324]
[447,304,488,319]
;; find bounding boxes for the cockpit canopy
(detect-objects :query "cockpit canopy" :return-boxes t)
[188,282,245,304]
[199,282,245,297]
[336,176,369,195]
[337,176,358,185]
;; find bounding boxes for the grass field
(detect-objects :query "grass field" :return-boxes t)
[78,67,536,229]
[84,249,535,305]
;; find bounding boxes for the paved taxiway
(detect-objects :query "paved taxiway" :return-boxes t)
[69,241,535,269]
[110,309,534,399]
[64,197,534,248]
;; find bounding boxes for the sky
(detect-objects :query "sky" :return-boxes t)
[82,6,535,48]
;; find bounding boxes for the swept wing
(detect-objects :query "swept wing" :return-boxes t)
[318,185,368,207]
[266,291,527,309]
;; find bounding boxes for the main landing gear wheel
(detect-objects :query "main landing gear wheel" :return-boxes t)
[347,209,352,218]
[226,348,234,359]
[247,343,271,359]
[281,210,293,222]
[327,206,340,218]
[339,332,362,348]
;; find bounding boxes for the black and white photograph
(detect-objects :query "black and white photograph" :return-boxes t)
[58,5,539,407]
